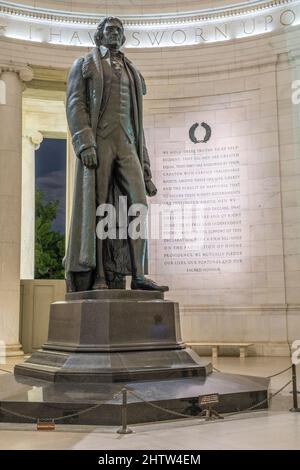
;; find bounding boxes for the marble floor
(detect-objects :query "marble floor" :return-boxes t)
[0,356,299,450]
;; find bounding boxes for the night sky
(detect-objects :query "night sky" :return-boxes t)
[35,138,66,234]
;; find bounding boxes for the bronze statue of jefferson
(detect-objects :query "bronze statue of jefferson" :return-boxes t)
[64,17,168,292]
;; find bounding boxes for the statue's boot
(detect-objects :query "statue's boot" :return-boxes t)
[129,237,169,291]
[92,236,108,289]
[131,276,169,292]
[65,272,76,293]
[92,276,108,290]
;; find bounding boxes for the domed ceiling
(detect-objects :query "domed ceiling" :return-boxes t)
[0,1,265,16]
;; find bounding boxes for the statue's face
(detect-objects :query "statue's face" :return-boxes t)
[102,20,124,50]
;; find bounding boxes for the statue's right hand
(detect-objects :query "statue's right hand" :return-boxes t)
[80,147,98,169]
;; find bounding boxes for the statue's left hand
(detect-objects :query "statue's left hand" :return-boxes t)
[145,179,157,197]
[80,147,98,169]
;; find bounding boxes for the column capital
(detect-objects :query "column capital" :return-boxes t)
[23,130,44,150]
[0,63,33,82]
[287,48,300,65]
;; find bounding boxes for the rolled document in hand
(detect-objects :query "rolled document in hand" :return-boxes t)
[145,179,157,197]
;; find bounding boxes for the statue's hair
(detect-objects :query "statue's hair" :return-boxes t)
[94,17,126,47]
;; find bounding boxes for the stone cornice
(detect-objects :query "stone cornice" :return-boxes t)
[0,0,297,27]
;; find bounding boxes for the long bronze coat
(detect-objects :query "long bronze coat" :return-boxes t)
[64,46,150,274]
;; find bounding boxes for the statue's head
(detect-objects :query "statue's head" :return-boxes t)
[94,17,125,51]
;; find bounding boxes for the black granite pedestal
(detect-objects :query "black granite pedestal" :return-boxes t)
[0,290,270,425]
[15,290,211,382]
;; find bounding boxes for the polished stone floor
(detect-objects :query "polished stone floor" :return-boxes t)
[0,356,299,450]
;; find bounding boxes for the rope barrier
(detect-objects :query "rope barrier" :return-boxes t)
[126,379,292,421]
[54,390,122,423]
[0,390,123,423]
[267,366,292,379]
[213,364,292,379]
[128,388,199,420]
[224,379,292,418]
[0,406,36,421]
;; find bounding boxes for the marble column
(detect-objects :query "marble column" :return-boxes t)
[0,64,33,356]
[21,131,43,280]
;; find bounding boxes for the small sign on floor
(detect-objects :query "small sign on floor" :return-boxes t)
[37,419,55,431]
[199,393,220,407]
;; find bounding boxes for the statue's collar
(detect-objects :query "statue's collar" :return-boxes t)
[99,46,109,57]
[99,45,124,58]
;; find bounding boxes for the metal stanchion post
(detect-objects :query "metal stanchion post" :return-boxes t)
[117,388,133,434]
[290,364,300,412]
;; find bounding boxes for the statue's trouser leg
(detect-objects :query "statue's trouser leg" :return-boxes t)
[128,236,147,277]
[115,137,148,278]
[95,137,116,280]
[96,131,147,279]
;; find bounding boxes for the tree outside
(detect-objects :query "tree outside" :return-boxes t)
[35,189,65,279]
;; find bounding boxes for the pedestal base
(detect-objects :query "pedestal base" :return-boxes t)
[15,290,211,382]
